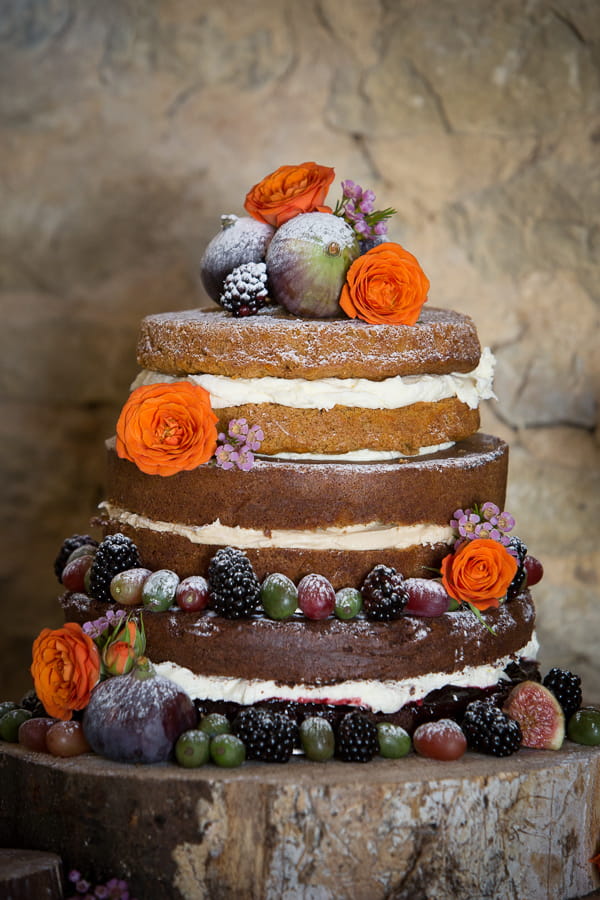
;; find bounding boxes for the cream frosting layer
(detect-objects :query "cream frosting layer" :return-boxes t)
[271,442,455,462]
[100,502,454,551]
[155,634,539,714]
[132,347,495,412]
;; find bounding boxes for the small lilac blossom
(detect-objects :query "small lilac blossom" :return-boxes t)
[341,179,361,200]
[496,510,515,532]
[94,888,109,899]
[76,879,92,894]
[236,446,255,471]
[359,190,376,213]
[245,424,264,451]
[215,443,239,470]
[69,871,82,883]
[481,501,500,522]
[228,418,249,439]
[355,219,371,236]
[475,522,502,542]
[458,513,480,537]
[373,220,388,235]
[450,508,471,529]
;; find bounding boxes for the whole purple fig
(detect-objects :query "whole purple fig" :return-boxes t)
[82,658,196,763]
[200,214,274,302]
[265,212,359,318]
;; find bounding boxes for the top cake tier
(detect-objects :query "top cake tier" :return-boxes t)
[133,306,493,457]
[137,306,481,379]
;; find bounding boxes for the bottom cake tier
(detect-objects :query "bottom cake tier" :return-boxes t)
[61,590,538,731]
[1,741,598,900]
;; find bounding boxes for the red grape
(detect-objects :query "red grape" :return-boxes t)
[176,576,210,612]
[110,568,152,605]
[297,574,335,620]
[404,579,450,616]
[61,555,94,592]
[524,556,544,587]
[46,720,91,757]
[413,719,467,760]
[18,717,56,752]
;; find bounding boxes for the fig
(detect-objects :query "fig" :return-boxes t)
[265,212,359,318]
[200,214,274,302]
[83,658,196,763]
[503,681,565,750]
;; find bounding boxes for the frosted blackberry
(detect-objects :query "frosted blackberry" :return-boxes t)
[506,536,527,600]
[336,711,379,762]
[208,547,260,618]
[219,262,269,317]
[232,708,298,762]
[461,700,522,757]
[543,667,582,720]
[88,533,140,603]
[54,534,98,582]
[361,565,408,621]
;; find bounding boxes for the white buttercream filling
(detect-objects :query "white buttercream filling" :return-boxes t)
[99,503,453,551]
[154,634,539,714]
[271,442,454,462]
[131,347,496,412]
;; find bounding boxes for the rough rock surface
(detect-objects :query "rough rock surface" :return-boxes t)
[0,0,598,699]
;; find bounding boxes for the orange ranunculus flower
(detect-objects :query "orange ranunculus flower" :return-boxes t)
[244,162,335,228]
[441,538,518,611]
[116,381,218,477]
[339,242,430,325]
[31,622,101,720]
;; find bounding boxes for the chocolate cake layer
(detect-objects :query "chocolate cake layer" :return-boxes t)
[214,398,480,455]
[105,433,508,531]
[96,528,452,589]
[137,306,481,380]
[61,591,536,687]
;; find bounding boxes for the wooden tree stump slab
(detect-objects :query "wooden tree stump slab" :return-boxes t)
[0,848,63,900]
[1,740,599,900]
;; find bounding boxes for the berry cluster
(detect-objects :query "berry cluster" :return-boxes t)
[219,261,269,317]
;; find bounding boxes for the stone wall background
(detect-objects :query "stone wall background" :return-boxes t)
[1,0,598,701]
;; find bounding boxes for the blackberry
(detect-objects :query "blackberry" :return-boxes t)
[88,533,140,603]
[219,262,269,317]
[18,689,46,718]
[336,711,379,762]
[232,708,298,762]
[461,700,522,757]
[361,565,408,621]
[506,536,527,600]
[54,534,98,582]
[208,547,260,619]
[543,667,582,721]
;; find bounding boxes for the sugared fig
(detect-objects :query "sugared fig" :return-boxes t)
[200,215,274,302]
[503,681,565,750]
[83,658,196,763]
[266,212,359,318]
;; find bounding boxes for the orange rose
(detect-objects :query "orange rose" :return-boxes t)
[116,381,218,476]
[31,622,101,720]
[339,242,430,325]
[244,162,335,228]
[103,620,145,676]
[441,539,518,611]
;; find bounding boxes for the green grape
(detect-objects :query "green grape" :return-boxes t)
[260,573,298,620]
[175,730,211,767]
[377,722,412,758]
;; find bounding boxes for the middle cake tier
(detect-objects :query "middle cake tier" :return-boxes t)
[101,433,508,590]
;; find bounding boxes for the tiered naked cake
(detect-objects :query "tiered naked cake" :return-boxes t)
[60,303,540,731]
[3,161,599,900]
